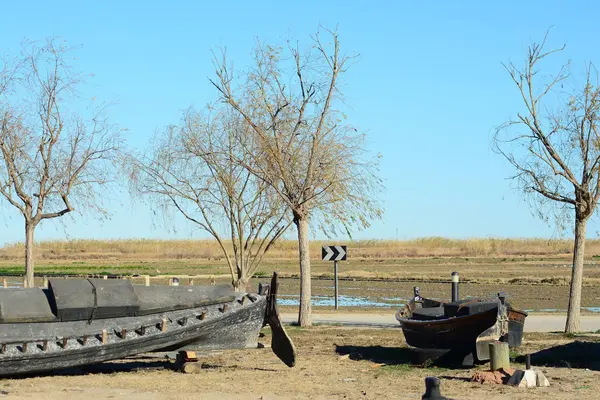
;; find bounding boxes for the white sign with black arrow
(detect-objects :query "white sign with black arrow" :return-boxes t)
[322,245,347,261]
[322,245,347,310]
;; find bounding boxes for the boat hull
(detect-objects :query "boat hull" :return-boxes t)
[0,294,266,377]
[398,307,498,350]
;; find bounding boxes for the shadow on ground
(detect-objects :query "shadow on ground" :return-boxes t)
[518,340,600,370]
[335,345,473,368]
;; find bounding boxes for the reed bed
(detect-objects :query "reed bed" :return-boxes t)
[0,237,596,261]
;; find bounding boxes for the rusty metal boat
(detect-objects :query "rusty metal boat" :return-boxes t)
[395,288,527,363]
[0,273,295,376]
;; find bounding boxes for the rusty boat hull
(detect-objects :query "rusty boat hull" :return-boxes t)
[396,296,527,362]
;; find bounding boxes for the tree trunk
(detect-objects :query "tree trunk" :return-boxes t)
[24,220,35,288]
[565,216,587,333]
[295,215,312,327]
[233,276,249,292]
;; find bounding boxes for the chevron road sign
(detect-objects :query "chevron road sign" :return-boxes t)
[322,245,347,261]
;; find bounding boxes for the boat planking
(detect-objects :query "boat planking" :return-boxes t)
[0,273,295,376]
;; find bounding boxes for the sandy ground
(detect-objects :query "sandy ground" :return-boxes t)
[1,327,600,400]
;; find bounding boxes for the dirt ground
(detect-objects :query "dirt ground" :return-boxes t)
[2,327,600,400]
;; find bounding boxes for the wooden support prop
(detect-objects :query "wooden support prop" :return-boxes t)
[220,304,229,313]
[120,328,127,339]
[197,311,206,321]
[21,343,28,352]
[101,330,108,344]
[43,276,48,288]
[80,335,88,346]
[136,326,146,336]
[2,278,6,288]
[103,275,108,280]
[1,344,6,354]
[180,362,202,374]
[489,341,510,371]
[161,318,168,332]
[144,275,150,286]
[188,278,194,286]
[62,338,69,348]
[239,296,247,305]
[42,340,48,351]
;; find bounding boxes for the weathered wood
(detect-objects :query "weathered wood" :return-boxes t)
[1,278,6,288]
[181,362,202,374]
[80,335,88,345]
[0,344,5,354]
[101,330,108,344]
[144,275,150,287]
[220,304,229,313]
[161,318,168,332]
[489,341,510,371]
[120,328,127,339]
[41,340,48,351]
[188,278,194,286]
[21,343,27,352]
[198,311,206,320]
[42,277,48,288]
[62,338,69,348]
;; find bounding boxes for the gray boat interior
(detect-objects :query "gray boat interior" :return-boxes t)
[0,279,236,323]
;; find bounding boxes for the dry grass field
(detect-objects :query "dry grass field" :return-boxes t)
[2,238,600,311]
[1,237,600,283]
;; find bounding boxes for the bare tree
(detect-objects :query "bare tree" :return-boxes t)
[494,32,600,333]
[211,28,383,326]
[0,40,122,287]
[128,106,291,291]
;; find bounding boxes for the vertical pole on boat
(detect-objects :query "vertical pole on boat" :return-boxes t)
[334,260,339,310]
[451,271,459,302]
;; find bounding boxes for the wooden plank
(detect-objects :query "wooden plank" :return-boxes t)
[161,318,168,332]
[489,341,510,371]
[101,329,108,344]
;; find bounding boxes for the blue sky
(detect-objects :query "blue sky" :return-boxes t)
[1,1,599,245]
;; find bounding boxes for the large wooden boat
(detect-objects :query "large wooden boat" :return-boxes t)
[395,289,527,362]
[0,273,295,376]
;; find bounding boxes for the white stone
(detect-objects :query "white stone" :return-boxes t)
[518,370,537,388]
[535,370,550,387]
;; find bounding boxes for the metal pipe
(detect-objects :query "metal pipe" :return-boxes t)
[451,272,459,302]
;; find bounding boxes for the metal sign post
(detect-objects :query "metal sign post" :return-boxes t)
[334,260,339,309]
[322,245,347,310]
